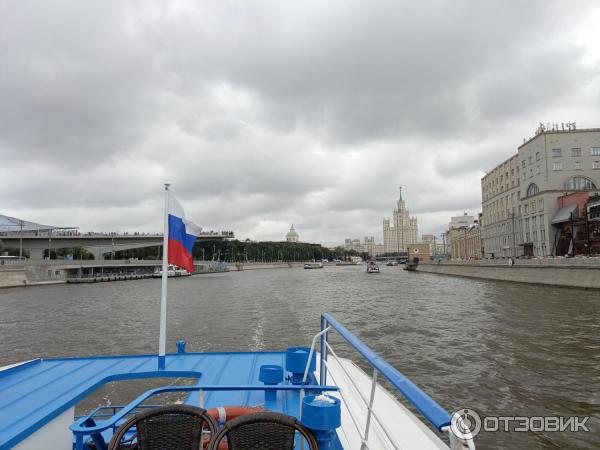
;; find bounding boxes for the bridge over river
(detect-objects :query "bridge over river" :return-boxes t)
[0,232,234,260]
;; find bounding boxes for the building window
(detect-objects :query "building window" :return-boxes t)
[591,147,600,156]
[522,172,526,181]
[564,176,596,190]
[526,183,539,196]
[541,229,546,241]
[575,161,581,170]
[537,165,541,174]
[571,148,582,157]
[536,152,540,161]
[553,162,563,171]
[529,156,532,164]
[522,160,526,168]
[552,148,562,157]
[593,161,600,169]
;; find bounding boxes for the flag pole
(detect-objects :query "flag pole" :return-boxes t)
[158,183,170,370]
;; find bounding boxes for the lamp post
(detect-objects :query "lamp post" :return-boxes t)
[441,232,446,256]
[510,213,517,258]
[19,220,23,259]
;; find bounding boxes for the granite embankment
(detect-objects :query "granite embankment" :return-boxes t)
[0,260,309,288]
[418,260,600,289]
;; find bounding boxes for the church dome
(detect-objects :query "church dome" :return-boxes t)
[286,225,299,241]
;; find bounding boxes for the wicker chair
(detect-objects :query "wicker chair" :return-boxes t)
[207,411,319,450]
[108,405,218,450]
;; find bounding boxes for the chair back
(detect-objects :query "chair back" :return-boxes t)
[108,405,218,450]
[208,411,319,450]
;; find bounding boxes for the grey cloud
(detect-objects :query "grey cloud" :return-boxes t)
[1,0,600,245]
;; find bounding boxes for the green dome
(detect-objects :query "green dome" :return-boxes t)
[286,225,299,238]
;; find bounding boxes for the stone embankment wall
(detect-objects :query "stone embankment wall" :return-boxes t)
[418,261,600,289]
[0,268,27,288]
[229,262,305,271]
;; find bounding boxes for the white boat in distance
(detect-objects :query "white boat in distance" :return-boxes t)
[304,262,324,269]
[152,264,191,278]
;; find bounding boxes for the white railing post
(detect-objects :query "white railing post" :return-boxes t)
[199,389,205,409]
[361,368,378,450]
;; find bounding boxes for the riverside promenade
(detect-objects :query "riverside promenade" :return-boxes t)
[418,258,600,289]
[0,260,309,288]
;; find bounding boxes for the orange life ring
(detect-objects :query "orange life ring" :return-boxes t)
[203,406,264,449]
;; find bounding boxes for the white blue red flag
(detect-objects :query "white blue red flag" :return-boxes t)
[167,197,202,273]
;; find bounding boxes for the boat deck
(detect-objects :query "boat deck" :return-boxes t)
[0,351,313,449]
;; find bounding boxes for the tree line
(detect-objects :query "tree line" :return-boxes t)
[1,238,367,262]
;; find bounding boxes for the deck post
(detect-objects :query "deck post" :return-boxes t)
[320,315,328,386]
[361,368,378,449]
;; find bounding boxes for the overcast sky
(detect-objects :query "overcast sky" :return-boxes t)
[1,0,600,245]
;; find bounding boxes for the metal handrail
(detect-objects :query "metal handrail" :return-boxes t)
[321,313,451,432]
[70,383,338,435]
[323,341,398,449]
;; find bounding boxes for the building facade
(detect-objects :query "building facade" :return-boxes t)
[449,224,482,259]
[343,237,385,257]
[481,126,600,257]
[447,213,481,259]
[383,187,418,254]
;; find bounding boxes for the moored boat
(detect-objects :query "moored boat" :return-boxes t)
[304,262,324,269]
[404,257,419,271]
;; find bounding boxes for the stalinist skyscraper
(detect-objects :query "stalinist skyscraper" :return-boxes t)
[383,187,418,254]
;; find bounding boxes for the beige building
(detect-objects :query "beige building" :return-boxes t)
[383,187,418,254]
[406,243,430,262]
[449,224,482,259]
[344,237,385,257]
[481,126,600,257]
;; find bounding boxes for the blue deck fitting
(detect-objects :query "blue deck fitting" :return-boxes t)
[0,351,322,449]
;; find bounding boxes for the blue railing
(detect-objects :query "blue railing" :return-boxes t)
[71,383,338,450]
[320,313,451,432]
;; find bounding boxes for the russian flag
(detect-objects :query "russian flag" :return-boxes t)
[168,197,202,273]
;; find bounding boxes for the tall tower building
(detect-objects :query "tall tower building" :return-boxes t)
[383,187,418,254]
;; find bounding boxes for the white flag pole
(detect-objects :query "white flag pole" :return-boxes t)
[158,183,170,369]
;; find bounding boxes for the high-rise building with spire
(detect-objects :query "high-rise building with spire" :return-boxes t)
[383,187,418,254]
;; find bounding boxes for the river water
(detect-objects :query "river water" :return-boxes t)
[0,265,598,449]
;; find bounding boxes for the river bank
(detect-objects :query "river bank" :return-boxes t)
[0,260,310,288]
[418,259,600,289]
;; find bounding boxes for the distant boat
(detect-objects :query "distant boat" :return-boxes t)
[386,261,399,266]
[350,256,363,265]
[404,258,419,272]
[153,265,190,277]
[366,261,380,273]
[304,262,324,269]
[335,261,355,266]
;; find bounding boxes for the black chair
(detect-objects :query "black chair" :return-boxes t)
[207,411,319,450]
[108,405,218,450]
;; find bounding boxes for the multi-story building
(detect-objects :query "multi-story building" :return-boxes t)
[449,224,482,259]
[481,126,600,257]
[481,154,522,258]
[447,213,481,259]
[383,187,418,254]
[343,237,384,257]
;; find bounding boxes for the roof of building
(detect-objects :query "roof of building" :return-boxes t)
[286,225,299,238]
[0,214,77,235]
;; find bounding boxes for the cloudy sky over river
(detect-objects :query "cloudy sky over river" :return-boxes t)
[2,0,600,244]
